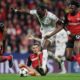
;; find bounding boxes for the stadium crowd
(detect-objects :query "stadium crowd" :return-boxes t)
[0,0,80,54]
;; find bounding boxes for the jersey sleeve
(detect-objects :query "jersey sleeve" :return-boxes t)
[27,57,32,67]
[30,10,37,15]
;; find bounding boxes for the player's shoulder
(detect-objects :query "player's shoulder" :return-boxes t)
[47,11,58,19]
[47,11,56,17]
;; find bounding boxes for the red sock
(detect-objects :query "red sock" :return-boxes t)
[6,56,12,61]
[0,56,12,62]
[70,55,76,61]
[0,56,7,62]
[75,54,80,65]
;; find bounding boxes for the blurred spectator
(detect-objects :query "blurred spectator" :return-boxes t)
[19,34,29,54]
[7,23,16,36]
[25,0,36,9]
[4,46,12,55]
[56,0,65,10]
[15,24,22,36]
[0,7,6,21]
[0,0,79,55]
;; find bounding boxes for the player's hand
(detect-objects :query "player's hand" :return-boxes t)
[27,34,34,40]
[44,35,51,39]
[14,9,18,12]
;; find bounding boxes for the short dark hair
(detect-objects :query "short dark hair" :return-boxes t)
[31,42,40,47]
[0,22,4,32]
[37,4,47,10]
[70,1,80,8]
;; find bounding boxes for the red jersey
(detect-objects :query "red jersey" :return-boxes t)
[0,32,3,41]
[0,31,4,55]
[67,11,80,35]
[29,53,43,68]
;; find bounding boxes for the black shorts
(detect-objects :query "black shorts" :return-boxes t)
[35,66,48,76]
[66,40,74,48]
[66,36,74,48]
[66,35,80,48]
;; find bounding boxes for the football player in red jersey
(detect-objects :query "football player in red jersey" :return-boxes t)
[65,1,80,64]
[27,43,48,76]
[0,22,13,68]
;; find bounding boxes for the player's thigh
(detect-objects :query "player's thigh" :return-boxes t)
[41,38,51,48]
[66,40,74,57]
[28,67,40,76]
[74,40,80,54]
[55,44,66,57]
[56,29,68,43]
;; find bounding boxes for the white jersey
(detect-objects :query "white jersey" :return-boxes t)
[30,10,59,37]
[30,10,68,57]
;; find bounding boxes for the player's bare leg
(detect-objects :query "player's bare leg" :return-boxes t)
[66,48,74,61]
[0,55,13,68]
[0,42,13,68]
[66,44,80,64]
[74,40,80,65]
[28,67,41,76]
[19,64,40,76]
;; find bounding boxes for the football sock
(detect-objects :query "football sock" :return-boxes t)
[42,49,48,71]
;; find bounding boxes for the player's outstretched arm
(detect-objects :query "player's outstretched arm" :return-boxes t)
[27,34,41,42]
[13,8,30,14]
[51,20,63,36]
[45,20,63,39]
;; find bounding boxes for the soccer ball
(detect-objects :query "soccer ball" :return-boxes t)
[19,67,28,77]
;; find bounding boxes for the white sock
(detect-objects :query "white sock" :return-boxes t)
[42,49,48,71]
[61,57,66,61]
[61,62,66,72]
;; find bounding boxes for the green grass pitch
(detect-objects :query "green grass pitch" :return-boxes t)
[0,73,80,80]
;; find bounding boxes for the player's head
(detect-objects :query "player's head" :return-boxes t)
[69,1,79,13]
[31,43,41,54]
[37,4,47,18]
[0,22,4,32]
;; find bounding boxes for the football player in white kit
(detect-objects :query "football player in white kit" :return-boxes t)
[14,4,68,74]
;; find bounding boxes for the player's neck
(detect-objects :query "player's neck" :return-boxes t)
[71,9,78,16]
[40,10,47,19]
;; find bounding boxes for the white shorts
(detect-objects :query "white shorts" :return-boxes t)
[54,44,66,57]
[55,29,68,57]
[41,29,68,57]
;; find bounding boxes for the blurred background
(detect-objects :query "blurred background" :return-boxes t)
[0,0,80,73]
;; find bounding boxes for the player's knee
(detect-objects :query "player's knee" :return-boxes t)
[43,40,50,49]
[0,56,2,60]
